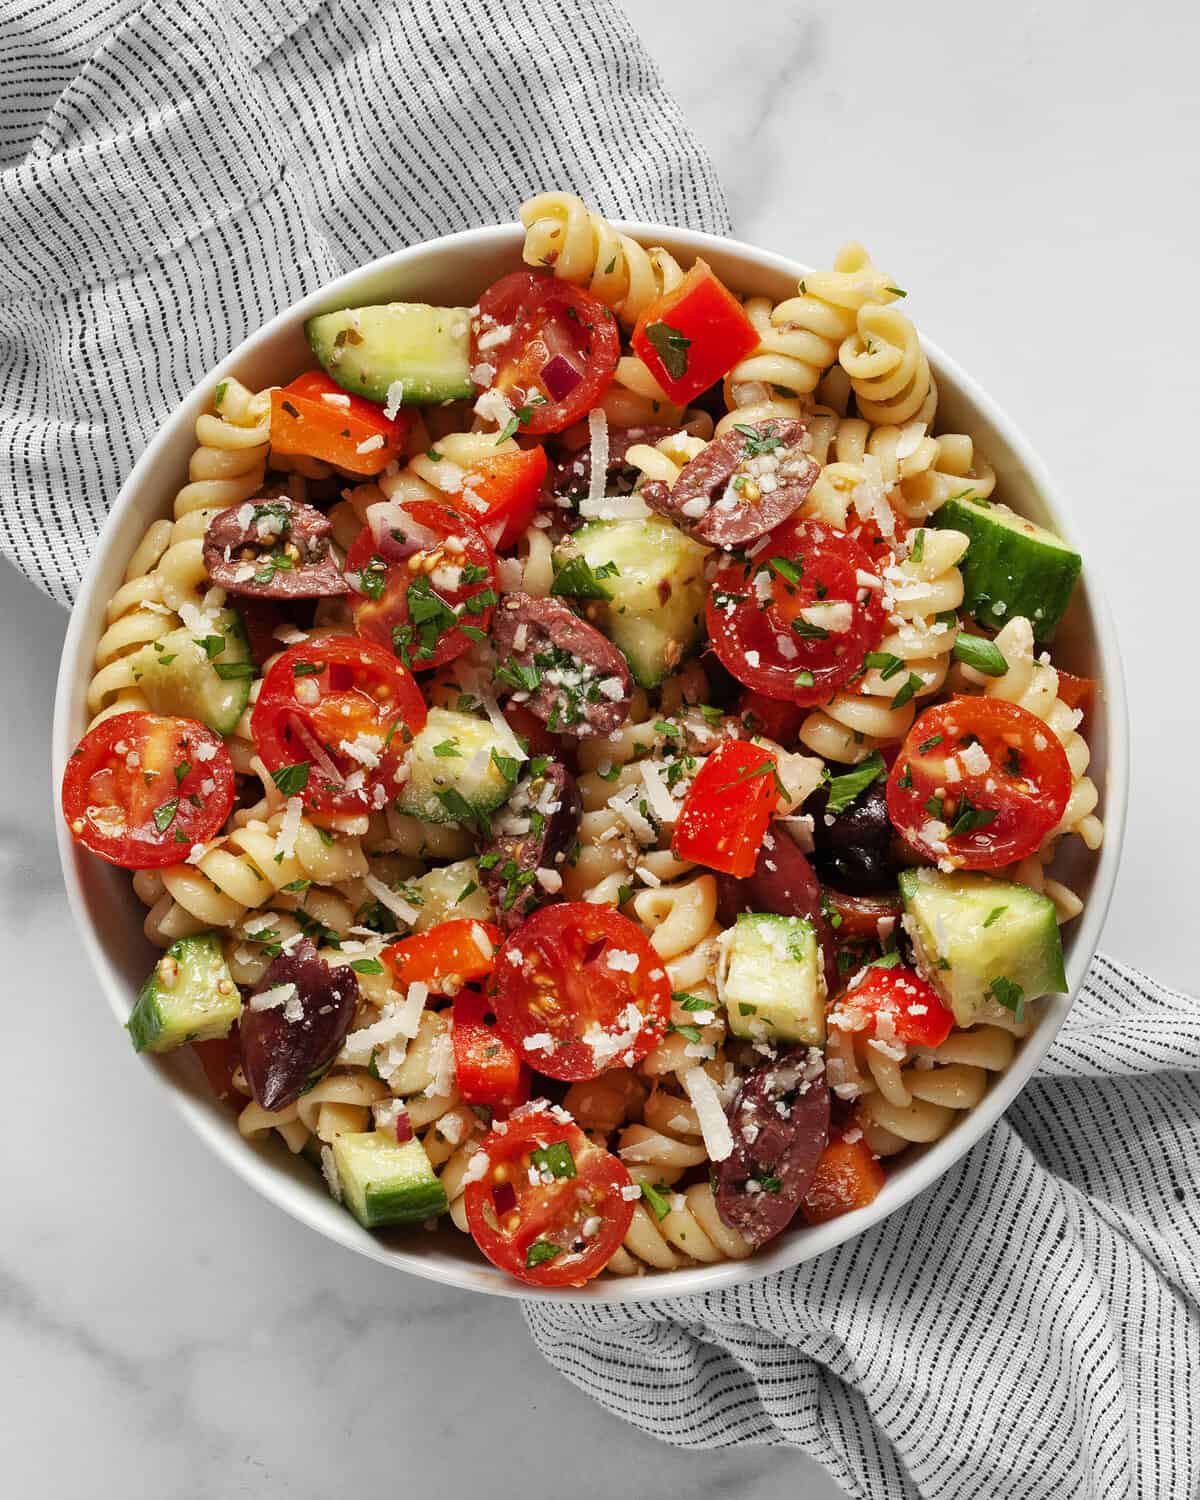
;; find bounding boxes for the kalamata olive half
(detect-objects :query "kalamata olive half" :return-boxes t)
[809,774,896,895]
[239,939,359,1111]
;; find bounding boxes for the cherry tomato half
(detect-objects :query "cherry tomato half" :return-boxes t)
[707,518,886,705]
[344,500,497,671]
[823,887,903,942]
[62,712,235,869]
[463,1105,634,1286]
[471,272,620,435]
[801,1135,886,1225]
[672,738,779,878]
[831,963,954,1049]
[886,697,1072,869]
[250,636,426,814]
[492,903,671,1082]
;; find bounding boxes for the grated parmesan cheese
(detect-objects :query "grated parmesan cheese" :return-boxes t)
[680,1066,734,1162]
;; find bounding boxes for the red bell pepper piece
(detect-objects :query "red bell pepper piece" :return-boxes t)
[451,991,530,1113]
[801,1135,886,1224]
[270,371,413,475]
[382,919,502,995]
[631,260,760,406]
[737,689,805,745]
[1053,669,1095,719]
[192,1032,241,1105]
[672,738,779,878]
[456,445,548,549]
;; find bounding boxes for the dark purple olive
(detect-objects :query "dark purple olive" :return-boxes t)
[239,939,358,1111]
[715,1051,830,1248]
[480,761,583,931]
[809,773,896,895]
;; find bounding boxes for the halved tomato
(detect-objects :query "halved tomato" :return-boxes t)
[707,518,886,705]
[62,712,235,868]
[492,903,671,1082]
[250,636,426,814]
[823,887,903,942]
[471,272,619,435]
[344,499,497,671]
[886,697,1072,869]
[737,689,805,745]
[831,963,954,1049]
[463,1104,634,1286]
[801,1135,886,1225]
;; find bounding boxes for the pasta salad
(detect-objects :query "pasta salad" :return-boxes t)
[62,192,1102,1286]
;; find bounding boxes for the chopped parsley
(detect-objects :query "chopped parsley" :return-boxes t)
[735,424,784,459]
[271,762,310,796]
[550,555,619,601]
[153,798,179,833]
[890,673,924,710]
[525,1240,562,1269]
[530,1142,576,1180]
[948,793,997,838]
[640,1181,671,1222]
[864,650,905,681]
[988,975,1025,1022]
[791,616,830,641]
[823,751,886,815]
[213,660,254,680]
[356,554,388,602]
[953,634,1009,677]
[644,320,691,380]
[432,739,462,758]
[984,906,1008,928]
[350,958,384,975]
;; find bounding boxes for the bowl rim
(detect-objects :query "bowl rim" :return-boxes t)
[52,219,1129,1303]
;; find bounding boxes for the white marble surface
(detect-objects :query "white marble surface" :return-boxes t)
[2,2,1197,1495]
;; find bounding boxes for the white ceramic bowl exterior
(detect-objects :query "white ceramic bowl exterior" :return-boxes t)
[53,223,1128,1302]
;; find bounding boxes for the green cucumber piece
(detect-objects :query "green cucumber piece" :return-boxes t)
[305,303,474,405]
[410,858,495,931]
[128,933,241,1053]
[933,497,1081,642]
[720,912,825,1046]
[131,607,252,735]
[332,1132,448,1228]
[553,517,709,688]
[898,867,1066,1027]
[396,707,516,825]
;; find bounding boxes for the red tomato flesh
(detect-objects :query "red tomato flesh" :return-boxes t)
[832,963,954,1049]
[1054,670,1095,718]
[492,904,671,1082]
[382,919,501,994]
[737,689,805,745]
[344,499,497,672]
[270,372,413,475]
[464,1105,634,1286]
[886,697,1072,869]
[450,991,530,1114]
[250,636,426,814]
[672,738,779,878]
[801,1136,886,1225]
[62,712,235,869]
[192,1032,242,1105]
[707,518,886,705]
[471,272,619,435]
[631,260,759,406]
[454,445,548,549]
[824,887,903,942]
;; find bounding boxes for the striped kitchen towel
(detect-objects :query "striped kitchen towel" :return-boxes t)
[4,6,1197,1496]
[0,0,727,603]
[526,956,1200,1499]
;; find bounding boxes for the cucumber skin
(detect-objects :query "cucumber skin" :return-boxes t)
[133,608,252,736]
[305,305,474,405]
[898,867,1066,1025]
[333,1134,449,1229]
[933,499,1081,642]
[128,934,241,1054]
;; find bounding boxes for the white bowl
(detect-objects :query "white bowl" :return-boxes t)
[53,222,1128,1302]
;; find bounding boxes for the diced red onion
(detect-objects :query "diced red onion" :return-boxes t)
[493,1181,517,1216]
[365,501,441,557]
[394,1108,413,1144]
[541,354,581,401]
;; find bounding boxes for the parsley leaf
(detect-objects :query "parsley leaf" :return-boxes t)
[550,555,619,601]
[271,762,310,796]
[153,798,179,833]
[644,320,691,381]
[823,752,887,815]
[988,975,1025,1022]
[953,635,1009,677]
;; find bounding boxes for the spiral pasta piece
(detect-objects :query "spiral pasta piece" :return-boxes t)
[840,304,936,427]
[85,521,178,727]
[624,430,708,491]
[157,379,272,611]
[966,616,1103,853]
[856,1026,1017,1156]
[519,191,684,325]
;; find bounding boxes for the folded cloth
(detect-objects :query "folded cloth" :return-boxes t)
[0,0,728,604]
[526,955,1200,1499]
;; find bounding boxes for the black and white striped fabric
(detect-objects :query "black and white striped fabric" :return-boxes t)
[526,957,1200,1498]
[5,8,1197,1496]
[0,0,728,604]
